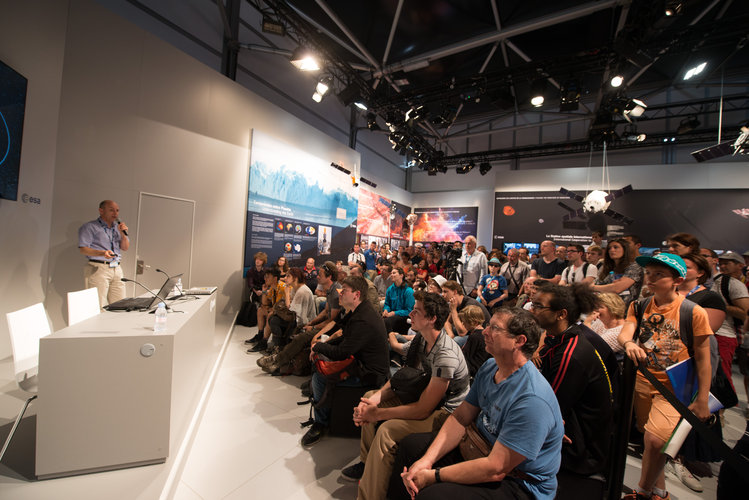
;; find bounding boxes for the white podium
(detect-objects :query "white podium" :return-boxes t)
[35,292,216,479]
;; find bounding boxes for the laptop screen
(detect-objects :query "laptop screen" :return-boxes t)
[148,273,183,308]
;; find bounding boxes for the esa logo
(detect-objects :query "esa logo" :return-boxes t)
[21,193,41,205]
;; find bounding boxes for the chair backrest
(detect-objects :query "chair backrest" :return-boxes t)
[67,287,101,326]
[6,303,52,390]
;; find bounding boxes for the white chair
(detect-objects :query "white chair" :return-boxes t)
[1,303,52,461]
[67,287,101,326]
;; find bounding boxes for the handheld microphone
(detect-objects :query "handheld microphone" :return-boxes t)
[121,277,170,310]
[116,219,128,236]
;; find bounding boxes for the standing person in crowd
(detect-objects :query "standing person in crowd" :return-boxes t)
[500,248,530,303]
[476,257,508,313]
[591,231,606,249]
[559,244,598,286]
[666,233,700,257]
[518,246,530,263]
[388,307,563,500]
[586,245,604,269]
[246,251,267,305]
[343,291,470,500]
[711,251,749,392]
[592,238,643,306]
[78,200,130,307]
[459,236,488,298]
[348,243,366,268]
[699,248,720,281]
[584,292,626,359]
[555,245,568,265]
[300,276,389,447]
[363,241,378,276]
[618,253,712,500]
[623,234,643,258]
[532,283,615,498]
[530,240,566,284]
[383,267,415,335]
[303,257,318,292]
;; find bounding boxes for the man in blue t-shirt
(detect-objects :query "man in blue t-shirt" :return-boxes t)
[389,307,564,500]
[477,257,508,312]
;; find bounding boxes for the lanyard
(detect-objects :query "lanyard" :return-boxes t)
[685,284,702,297]
[98,218,118,257]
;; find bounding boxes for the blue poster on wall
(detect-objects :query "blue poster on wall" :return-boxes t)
[244,131,359,271]
[0,60,28,201]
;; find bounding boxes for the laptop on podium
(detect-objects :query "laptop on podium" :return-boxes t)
[105,274,183,311]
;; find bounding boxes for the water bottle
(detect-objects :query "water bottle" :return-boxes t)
[154,302,167,332]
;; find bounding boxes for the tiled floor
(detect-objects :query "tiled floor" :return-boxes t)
[2,323,747,499]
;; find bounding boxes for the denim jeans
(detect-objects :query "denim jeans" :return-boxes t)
[311,370,362,426]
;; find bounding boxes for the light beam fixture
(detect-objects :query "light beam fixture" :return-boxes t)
[456,161,475,174]
[530,78,547,108]
[683,62,707,80]
[290,46,320,71]
[610,75,624,87]
[622,98,647,122]
[479,162,493,175]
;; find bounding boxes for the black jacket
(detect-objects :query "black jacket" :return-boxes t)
[312,300,389,388]
[539,324,615,476]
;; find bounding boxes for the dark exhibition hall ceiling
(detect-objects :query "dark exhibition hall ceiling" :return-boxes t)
[119,1,749,170]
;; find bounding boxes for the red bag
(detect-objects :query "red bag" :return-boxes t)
[313,354,356,381]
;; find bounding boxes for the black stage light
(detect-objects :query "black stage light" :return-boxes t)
[677,115,700,135]
[366,113,381,131]
[479,162,492,175]
[456,161,475,174]
[559,80,581,112]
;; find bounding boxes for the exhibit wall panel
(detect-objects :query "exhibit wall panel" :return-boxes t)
[0,0,69,361]
[44,0,365,334]
[412,189,495,250]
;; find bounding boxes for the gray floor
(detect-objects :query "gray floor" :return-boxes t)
[2,324,747,499]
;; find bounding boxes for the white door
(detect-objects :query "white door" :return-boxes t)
[134,192,195,292]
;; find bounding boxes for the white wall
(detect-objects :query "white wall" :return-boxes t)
[0,0,69,360]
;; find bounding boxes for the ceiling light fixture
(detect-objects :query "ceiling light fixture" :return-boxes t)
[677,115,700,135]
[664,1,682,16]
[354,101,368,111]
[456,161,475,174]
[479,162,492,175]
[312,92,323,103]
[610,75,624,88]
[530,78,547,108]
[683,62,707,80]
[622,124,646,142]
[623,98,647,122]
[289,47,320,71]
[316,77,332,96]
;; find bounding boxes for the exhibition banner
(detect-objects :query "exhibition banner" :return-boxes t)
[493,189,749,252]
[411,206,478,243]
[356,188,390,237]
[244,131,357,270]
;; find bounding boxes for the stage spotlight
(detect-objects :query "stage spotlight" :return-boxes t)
[354,101,368,111]
[622,124,646,142]
[366,113,381,131]
[677,115,700,135]
[664,1,682,16]
[290,47,320,71]
[479,162,492,175]
[456,161,475,174]
[530,78,547,108]
[623,98,647,123]
[683,62,707,80]
[610,75,624,88]
[312,92,323,103]
[316,77,332,96]
[559,80,581,112]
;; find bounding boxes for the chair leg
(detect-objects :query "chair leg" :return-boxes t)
[0,394,37,462]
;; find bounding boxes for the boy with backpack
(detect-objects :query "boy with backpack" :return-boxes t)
[617,253,713,500]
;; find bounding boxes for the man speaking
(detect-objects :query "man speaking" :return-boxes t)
[78,200,130,307]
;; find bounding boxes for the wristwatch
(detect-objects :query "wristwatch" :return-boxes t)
[434,467,442,483]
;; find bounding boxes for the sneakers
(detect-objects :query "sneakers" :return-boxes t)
[665,459,703,492]
[341,461,365,481]
[301,422,326,447]
[257,354,276,369]
[621,492,669,500]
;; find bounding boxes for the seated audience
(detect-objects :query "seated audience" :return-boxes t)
[266,267,316,348]
[300,276,389,447]
[276,255,289,279]
[246,267,286,352]
[342,292,470,500]
[441,280,491,346]
[382,267,415,335]
[349,262,380,310]
[532,282,616,498]
[388,307,564,500]
[476,257,508,312]
[457,305,491,378]
[592,238,643,306]
[303,258,318,292]
[586,245,604,269]
[560,244,598,285]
